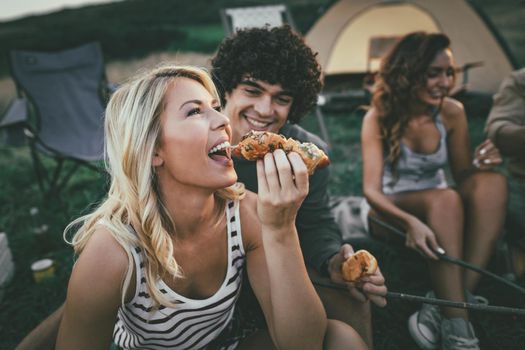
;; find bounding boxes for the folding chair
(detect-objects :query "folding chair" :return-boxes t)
[220,4,296,36]
[0,97,28,147]
[0,42,108,196]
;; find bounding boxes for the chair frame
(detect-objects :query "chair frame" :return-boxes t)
[220,4,296,37]
[1,42,108,196]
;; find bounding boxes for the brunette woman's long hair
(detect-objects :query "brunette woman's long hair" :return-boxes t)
[372,32,453,175]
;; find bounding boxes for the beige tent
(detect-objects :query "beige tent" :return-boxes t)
[306,0,517,93]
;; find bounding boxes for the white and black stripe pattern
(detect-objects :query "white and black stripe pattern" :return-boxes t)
[113,200,245,350]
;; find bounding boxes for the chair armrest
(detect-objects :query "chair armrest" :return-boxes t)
[106,82,118,94]
[0,98,28,128]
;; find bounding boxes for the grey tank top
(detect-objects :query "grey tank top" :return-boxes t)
[382,112,448,194]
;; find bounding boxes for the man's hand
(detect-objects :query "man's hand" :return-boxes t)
[327,244,388,307]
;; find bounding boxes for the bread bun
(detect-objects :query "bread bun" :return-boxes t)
[233,131,330,175]
[341,250,378,282]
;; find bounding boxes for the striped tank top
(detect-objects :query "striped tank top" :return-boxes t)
[113,200,245,350]
[382,112,449,194]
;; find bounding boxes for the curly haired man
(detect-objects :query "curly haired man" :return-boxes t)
[211,25,387,348]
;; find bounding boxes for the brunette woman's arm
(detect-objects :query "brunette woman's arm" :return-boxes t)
[361,109,440,259]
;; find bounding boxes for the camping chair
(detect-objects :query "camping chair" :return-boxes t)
[0,42,108,196]
[220,4,296,36]
[0,97,28,147]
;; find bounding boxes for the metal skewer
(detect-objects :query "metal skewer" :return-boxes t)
[312,279,525,316]
[367,215,525,295]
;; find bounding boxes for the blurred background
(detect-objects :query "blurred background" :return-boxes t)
[0,0,524,349]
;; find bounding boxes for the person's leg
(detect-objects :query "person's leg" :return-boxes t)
[16,304,64,350]
[236,330,277,350]
[237,320,368,350]
[323,319,368,350]
[458,171,507,291]
[391,188,467,319]
[309,267,373,348]
[506,176,525,279]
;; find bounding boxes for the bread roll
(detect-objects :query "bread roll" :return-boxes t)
[341,250,378,282]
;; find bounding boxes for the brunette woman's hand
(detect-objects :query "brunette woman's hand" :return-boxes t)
[473,139,503,170]
[405,217,444,260]
[256,149,309,230]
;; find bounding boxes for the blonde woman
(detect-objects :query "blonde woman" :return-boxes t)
[55,65,366,350]
[361,32,507,349]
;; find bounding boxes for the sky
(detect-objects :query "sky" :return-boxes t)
[0,0,121,21]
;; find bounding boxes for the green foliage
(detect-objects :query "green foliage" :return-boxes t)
[171,25,225,52]
[0,0,332,78]
[0,147,107,349]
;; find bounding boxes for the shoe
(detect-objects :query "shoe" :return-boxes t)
[408,291,442,349]
[441,318,480,350]
[465,290,488,306]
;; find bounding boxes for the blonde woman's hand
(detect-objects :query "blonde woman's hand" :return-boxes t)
[472,139,502,170]
[405,217,444,260]
[256,149,309,230]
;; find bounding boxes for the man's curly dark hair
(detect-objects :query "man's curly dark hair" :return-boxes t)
[211,25,323,124]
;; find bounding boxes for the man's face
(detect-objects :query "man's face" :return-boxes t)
[222,77,293,144]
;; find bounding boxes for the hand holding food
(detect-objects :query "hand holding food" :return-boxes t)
[232,130,330,175]
[341,250,378,283]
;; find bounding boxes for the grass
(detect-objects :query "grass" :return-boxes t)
[1,109,524,349]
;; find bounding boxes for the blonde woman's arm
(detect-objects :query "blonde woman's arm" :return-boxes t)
[56,228,130,350]
[241,150,326,350]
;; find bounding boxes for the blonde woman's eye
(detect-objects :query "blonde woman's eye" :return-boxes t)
[213,106,222,112]
[187,108,201,117]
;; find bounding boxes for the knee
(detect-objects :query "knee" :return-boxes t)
[462,172,508,205]
[324,319,368,350]
[427,189,463,217]
[317,287,373,326]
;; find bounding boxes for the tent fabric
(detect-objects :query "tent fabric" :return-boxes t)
[306,0,516,93]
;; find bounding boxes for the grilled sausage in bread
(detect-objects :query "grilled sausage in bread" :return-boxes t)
[232,130,330,175]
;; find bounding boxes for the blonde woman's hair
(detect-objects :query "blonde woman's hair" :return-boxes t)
[65,65,245,308]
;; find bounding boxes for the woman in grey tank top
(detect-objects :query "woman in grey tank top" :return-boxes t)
[361,32,507,350]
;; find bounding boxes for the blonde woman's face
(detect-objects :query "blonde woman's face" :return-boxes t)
[417,49,455,107]
[153,77,237,190]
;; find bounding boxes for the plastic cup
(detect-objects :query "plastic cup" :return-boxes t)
[31,259,55,283]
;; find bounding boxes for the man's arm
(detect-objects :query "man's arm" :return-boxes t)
[296,164,342,273]
[16,304,64,350]
[486,71,525,156]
